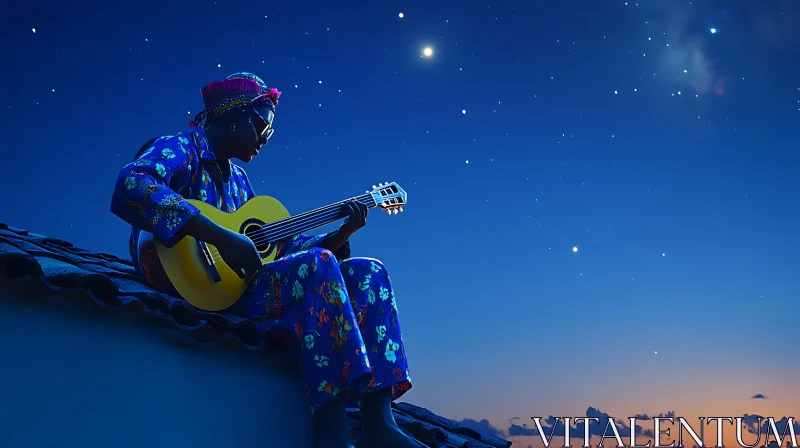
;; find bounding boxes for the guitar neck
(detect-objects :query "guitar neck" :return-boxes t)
[260,193,377,243]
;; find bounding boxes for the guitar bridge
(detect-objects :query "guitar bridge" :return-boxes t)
[197,240,222,283]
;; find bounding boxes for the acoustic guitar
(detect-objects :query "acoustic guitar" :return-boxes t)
[136,182,407,311]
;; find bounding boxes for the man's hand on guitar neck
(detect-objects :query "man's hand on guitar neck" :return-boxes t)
[320,199,368,254]
[183,214,262,279]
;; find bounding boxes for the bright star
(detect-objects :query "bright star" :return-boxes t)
[422,47,433,57]
[572,246,578,253]
[398,12,404,18]
[710,28,717,34]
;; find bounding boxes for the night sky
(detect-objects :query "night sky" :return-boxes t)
[2,0,799,446]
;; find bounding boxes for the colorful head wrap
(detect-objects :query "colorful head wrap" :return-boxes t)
[189,72,281,128]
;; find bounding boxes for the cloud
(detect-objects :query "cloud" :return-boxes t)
[456,418,505,437]
[628,0,725,95]
[742,415,800,437]
[752,393,768,399]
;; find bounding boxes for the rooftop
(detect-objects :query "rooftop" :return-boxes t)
[0,221,512,448]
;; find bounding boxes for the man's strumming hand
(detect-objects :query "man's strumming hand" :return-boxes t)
[214,230,262,279]
[184,214,261,279]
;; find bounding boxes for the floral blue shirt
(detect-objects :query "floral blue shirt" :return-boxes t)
[109,127,328,278]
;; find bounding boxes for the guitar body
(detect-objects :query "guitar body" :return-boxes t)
[138,196,290,311]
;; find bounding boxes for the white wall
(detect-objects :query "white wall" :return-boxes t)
[0,287,314,448]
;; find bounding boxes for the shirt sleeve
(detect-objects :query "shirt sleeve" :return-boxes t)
[109,135,201,248]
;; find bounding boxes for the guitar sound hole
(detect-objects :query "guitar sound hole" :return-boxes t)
[243,225,271,253]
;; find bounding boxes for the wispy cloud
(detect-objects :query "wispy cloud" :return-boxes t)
[742,415,800,436]
[629,0,725,95]
[455,418,505,437]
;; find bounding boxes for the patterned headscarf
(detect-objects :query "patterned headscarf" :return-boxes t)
[189,72,281,128]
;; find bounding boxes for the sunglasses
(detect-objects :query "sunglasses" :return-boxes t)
[247,106,274,140]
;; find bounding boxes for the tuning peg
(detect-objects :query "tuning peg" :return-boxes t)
[393,209,398,214]
[399,207,403,212]
[386,209,392,215]
[372,185,377,189]
[378,182,384,186]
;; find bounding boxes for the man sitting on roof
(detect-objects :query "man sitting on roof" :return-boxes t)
[109,72,422,448]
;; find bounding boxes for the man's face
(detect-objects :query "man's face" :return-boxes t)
[231,102,274,163]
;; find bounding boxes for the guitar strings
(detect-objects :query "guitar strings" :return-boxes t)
[205,194,375,263]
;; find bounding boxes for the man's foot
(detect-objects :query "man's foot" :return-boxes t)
[356,425,426,448]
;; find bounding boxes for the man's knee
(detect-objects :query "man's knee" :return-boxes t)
[340,257,389,277]
[296,247,337,263]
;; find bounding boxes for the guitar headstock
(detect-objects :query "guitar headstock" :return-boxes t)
[368,182,407,215]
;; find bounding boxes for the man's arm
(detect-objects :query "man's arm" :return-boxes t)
[110,135,210,248]
[318,199,365,258]
[319,229,349,254]
[177,213,233,248]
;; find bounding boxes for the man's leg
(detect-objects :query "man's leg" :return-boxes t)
[338,257,422,448]
[230,248,372,448]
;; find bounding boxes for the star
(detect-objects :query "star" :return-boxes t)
[710,28,717,34]
[572,246,578,253]
[422,47,433,57]
[398,12,404,18]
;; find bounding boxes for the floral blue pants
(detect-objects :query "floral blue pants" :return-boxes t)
[227,248,412,414]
